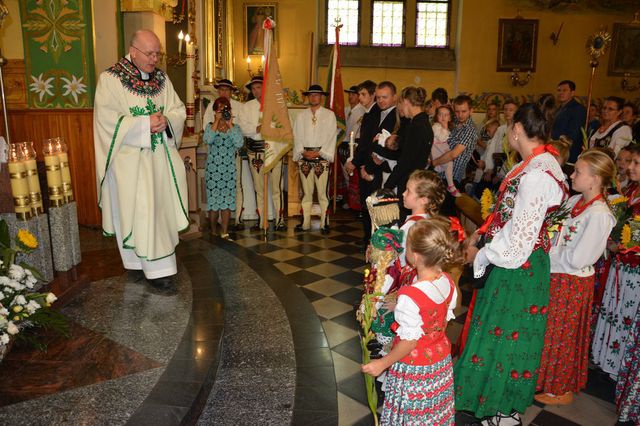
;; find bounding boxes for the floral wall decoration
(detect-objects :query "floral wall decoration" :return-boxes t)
[19,0,95,108]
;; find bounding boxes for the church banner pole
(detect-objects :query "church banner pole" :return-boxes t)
[333,149,338,213]
[263,172,269,236]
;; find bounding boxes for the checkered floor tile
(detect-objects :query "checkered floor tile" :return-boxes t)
[230,214,619,425]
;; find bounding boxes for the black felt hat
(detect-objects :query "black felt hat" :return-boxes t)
[302,84,329,96]
[344,85,358,93]
[214,79,237,91]
[245,75,263,90]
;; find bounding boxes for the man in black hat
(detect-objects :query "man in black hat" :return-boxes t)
[237,76,287,231]
[203,78,247,230]
[293,84,338,234]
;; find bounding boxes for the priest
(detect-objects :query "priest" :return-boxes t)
[94,29,189,290]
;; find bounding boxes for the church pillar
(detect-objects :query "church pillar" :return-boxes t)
[120,0,175,50]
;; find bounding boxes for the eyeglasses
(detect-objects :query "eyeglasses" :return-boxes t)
[131,45,165,60]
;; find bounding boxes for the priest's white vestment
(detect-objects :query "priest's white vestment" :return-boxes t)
[94,56,189,278]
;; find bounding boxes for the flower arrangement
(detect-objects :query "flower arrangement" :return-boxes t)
[0,219,67,360]
[480,188,495,220]
[357,226,404,426]
[620,215,640,254]
[610,196,632,244]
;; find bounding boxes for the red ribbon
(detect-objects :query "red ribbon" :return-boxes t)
[449,216,466,242]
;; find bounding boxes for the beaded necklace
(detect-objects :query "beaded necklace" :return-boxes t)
[570,193,603,218]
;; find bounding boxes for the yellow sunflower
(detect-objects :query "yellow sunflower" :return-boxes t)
[16,229,38,250]
[480,189,495,220]
[621,224,631,247]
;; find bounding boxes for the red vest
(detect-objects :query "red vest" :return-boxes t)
[391,274,455,366]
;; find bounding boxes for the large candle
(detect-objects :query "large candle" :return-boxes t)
[8,144,31,220]
[54,137,73,202]
[43,138,64,207]
[19,141,43,214]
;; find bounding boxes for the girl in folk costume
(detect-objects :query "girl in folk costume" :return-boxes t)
[370,171,447,358]
[399,170,446,268]
[455,103,568,425]
[536,150,616,406]
[614,147,640,425]
[362,217,462,426]
[593,144,640,379]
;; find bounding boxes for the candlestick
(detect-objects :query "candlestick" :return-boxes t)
[19,141,43,215]
[348,131,355,176]
[8,144,31,220]
[185,39,195,133]
[43,138,65,207]
[54,137,73,202]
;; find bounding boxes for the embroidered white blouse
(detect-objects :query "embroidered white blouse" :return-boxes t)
[550,195,615,277]
[394,276,458,341]
[399,213,429,267]
[473,153,566,278]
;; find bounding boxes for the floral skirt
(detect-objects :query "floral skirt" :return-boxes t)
[592,259,640,378]
[616,304,640,424]
[382,356,454,426]
[454,249,549,418]
[537,273,594,395]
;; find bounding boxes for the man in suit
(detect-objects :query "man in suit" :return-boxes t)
[552,79,587,163]
[346,80,398,246]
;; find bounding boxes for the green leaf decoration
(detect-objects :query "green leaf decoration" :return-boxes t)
[0,219,9,249]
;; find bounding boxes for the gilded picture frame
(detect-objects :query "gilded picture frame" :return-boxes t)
[244,2,277,56]
[496,18,539,72]
[608,22,640,76]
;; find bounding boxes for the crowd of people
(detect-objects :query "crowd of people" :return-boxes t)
[343,81,639,425]
[95,29,640,424]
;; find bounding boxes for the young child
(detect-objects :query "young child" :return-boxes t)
[431,105,460,197]
[536,149,616,405]
[593,144,640,380]
[369,175,444,358]
[615,145,633,193]
[362,217,461,425]
[399,170,446,267]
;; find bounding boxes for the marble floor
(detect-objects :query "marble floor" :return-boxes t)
[0,214,622,425]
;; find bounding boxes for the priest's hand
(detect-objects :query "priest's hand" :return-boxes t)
[345,161,356,173]
[150,112,167,133]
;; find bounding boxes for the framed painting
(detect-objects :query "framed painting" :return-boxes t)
[496,18,539,72]
[244,3,277,56]
[608,22,640,76]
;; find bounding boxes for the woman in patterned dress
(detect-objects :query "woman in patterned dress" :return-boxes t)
[362,217,461,425]
[204,97,244,240]
[455,103,567,425]
[536,150,616,405]
[593,144,640,378]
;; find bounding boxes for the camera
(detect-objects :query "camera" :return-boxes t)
[221,106,232,121]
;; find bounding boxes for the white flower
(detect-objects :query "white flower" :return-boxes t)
[6,322,18,335]
[0,333,8,345]
[60,75,87,104]
[15,295,27,306]
[8,280,25,291]
[0,276,10,286]
[29,73,55,102]
[46,293,57,305]
[0,307,8,316]
[0,317,6,327]
[26,300,40,314]
[9,264,25,281]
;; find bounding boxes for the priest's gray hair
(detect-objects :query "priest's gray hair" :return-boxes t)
[130,29,160,46]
